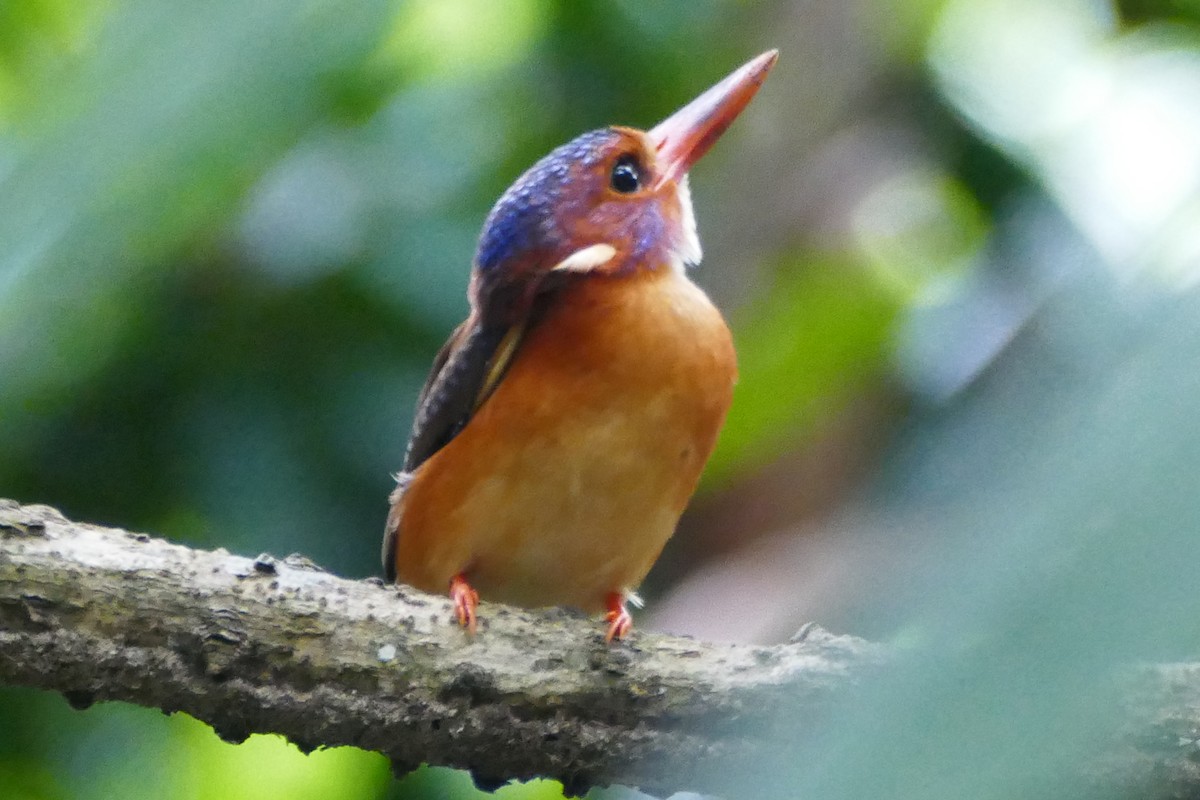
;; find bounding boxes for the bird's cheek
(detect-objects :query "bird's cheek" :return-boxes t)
[627,204,671,266]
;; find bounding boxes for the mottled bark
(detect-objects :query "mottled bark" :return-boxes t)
[4,499,1199,798]
[0,499,877,795]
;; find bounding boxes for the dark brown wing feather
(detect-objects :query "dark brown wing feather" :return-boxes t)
[382,314,523,581]
[404,320,489,471]
[403,270,574,472]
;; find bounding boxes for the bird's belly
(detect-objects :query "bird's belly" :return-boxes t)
[396,270,736,612]
[464,399,703,608]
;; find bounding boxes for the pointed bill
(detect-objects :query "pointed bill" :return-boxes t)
[650,49,778,189]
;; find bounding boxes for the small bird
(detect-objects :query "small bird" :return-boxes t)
[383,50,777,641]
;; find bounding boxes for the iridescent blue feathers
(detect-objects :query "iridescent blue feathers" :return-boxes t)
[475,128,615,274]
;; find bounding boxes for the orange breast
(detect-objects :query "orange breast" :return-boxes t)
[394,266,736,612]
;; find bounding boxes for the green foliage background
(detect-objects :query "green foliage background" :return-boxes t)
[3,0,1200,798]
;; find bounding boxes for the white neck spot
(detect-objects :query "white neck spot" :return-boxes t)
[673,175,703,272]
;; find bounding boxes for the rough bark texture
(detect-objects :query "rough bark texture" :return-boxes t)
[0,499,879,795]
[4,499,1200,798]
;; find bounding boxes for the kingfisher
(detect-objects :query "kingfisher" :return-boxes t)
[383,50,777,641]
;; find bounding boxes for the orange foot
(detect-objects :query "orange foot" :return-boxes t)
[604,592,633,643]
[449,574,480,635]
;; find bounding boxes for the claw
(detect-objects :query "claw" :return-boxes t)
[449,574,479,635]
[604,592,633,643]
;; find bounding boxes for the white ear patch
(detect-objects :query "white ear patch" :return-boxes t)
[550,243,617,273]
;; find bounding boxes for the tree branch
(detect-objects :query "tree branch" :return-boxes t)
[3,499,1200,798]
[0,499,878,795]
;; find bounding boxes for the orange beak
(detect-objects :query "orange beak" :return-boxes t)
[649,49,778,189]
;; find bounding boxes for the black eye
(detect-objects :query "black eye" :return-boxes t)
[610,156,641,193]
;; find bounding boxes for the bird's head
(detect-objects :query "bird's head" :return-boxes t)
[470,50,777,321]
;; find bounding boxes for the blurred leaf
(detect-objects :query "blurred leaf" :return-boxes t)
[742,272,1200,800]
[389,765,573,800]
[0,758,66,800]
[707,255,899,484]
[0,0,110,121]
[1118,0,1200,25]
[183,722,389,800]
[376,0,549,81]
[0,0,394,460]
[863,0,950,61]
[852,168,989,303]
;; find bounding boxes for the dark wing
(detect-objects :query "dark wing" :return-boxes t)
[383,314,526,581]
[404,317,527,472]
